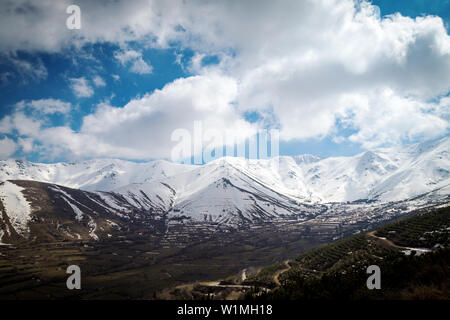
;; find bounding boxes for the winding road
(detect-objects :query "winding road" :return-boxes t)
[367,231,431,254]
[273,260,292,285]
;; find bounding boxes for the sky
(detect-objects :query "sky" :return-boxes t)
[0,0,449,163]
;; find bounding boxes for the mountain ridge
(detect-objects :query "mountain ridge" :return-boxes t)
[1,136,449,204]
[0,136,449,243]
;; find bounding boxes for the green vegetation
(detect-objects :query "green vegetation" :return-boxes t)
[242,262,287,288]
[376,206,450,248]
[255,248,449,300]
[250,206,450,300]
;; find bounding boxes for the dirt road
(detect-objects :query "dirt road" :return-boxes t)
[273,260,291,285]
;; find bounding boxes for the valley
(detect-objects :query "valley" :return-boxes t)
[166,205,449,300]
[0,219,329,299]
[0,137,449,299]
[0,202,443,299]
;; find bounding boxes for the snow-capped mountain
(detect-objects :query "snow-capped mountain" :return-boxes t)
[302,137,450,202]
[0,158,194,192]
[0,136,449,243]
[2,136,448,203]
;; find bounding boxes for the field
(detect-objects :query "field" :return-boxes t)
[1,204,448,300]
[0,221,324,299]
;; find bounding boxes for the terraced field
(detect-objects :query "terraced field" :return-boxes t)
[0,222,325,299]
[249,205,450,300]
[376,206,450,248]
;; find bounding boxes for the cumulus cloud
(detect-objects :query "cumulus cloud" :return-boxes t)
[337,89,449,148]
[0,137,17,159]
[0,0,197,53]
[16,98,71,114]
[221,1,450,146]
[92,75,106,87]
[69,77,94,98]
[0,112,41,137]
[129,59,153,74]
[0,54,47,84]
[0,0,449,159]
[77,74,255,159]
[114,49,152,74]
[18,137,33,153]
[0,74,256,160]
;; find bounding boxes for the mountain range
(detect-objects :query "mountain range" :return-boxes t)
[0,136,449,243]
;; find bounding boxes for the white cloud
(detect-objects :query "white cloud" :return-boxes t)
[92,75,106,87]
[129,58,153,74]
[76,74,253,159]
[0,112,42,137]
[212,1,450,147]
[0,115,13,134]
[0,53,48,83]
[114,49,141,64]
[0,74,256,160]
[337,89,449,148]
[69,77,94,98]
[18,137,33,153]
[10,112,42,137]
[9,56,47,80]
[0,137,17,159]
[0,0,449,157]
[16,98,71,114]
[114,49,152,74]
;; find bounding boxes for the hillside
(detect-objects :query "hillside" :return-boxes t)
[246,206,450,300]
[0,136,449,243]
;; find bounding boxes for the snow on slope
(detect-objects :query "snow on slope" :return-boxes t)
[164,157,317,223]
[113,181,176,212]
[0,137,449,224]
[368,138,450,201]
[299,151,400,202]
[0,181,32,235]
[291,137,450,202]
[128,137,449,214]
[0,158,195,192]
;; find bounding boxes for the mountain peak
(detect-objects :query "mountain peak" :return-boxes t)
[0,137,449,204]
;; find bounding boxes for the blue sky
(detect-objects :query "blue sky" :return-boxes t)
[373,0,450,23]
[0,0,449,163]
[0,45,192,128]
